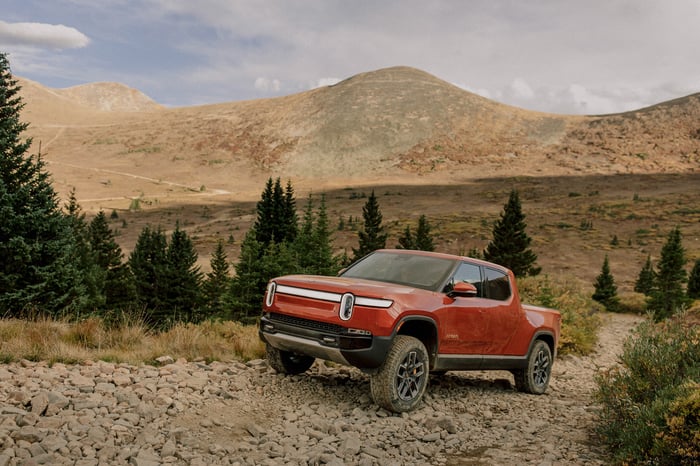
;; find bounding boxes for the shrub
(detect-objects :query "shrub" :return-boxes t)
[654,381,700,464]
[519,276,602,355]
[595,317,700,465]
[617,291,648,314]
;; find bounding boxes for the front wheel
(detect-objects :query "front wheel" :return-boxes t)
[266,344,315,374]
[512,340,552,394]
[370,335,429,412]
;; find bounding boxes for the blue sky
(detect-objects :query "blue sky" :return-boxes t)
[2,0,699,114]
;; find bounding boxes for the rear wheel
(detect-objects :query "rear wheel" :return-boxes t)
[371,335,429,412]
[266,344,315,374]
[513,340,552,394]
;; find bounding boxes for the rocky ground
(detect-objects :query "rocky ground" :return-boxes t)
[0,313,643,466]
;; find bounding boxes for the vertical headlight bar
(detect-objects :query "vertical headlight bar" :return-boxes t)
[339,293,355,321]
[265,282,277,307]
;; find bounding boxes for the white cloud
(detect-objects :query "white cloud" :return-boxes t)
[254,77,281,92]
[509,78,535,100]
[0,21,89,49]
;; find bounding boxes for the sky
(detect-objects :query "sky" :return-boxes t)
[1,0,699,115]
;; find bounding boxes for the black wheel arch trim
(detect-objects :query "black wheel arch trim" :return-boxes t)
[528,330,557,359]
[391,315,439,368]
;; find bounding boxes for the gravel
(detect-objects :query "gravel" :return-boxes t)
[0,313,643,465]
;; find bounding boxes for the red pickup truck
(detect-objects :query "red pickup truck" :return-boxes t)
[260,249,561,412]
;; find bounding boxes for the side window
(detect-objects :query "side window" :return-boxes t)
[484,268,511,301]
[446,262,483,296]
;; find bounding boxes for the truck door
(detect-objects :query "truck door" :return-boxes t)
[480,267,520,354]
[440,261,489,355]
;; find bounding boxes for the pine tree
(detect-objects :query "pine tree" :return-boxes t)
[634,255,655,296]
[414,215,435,252]
[230,179,302,320]
[253,178,297,246]
[353,190,387,260]
[282,180,298,243]
[483,189,540,277]
[648,227,689,321]
[65,189,105,311]
[229,230,265,320]
[0,52,86,316]
[128,225,168,313]
[396,216,435,251]
[163,222,202,323]
[396,225,415,250]
[203,239,231,318]
[230,230,297,320]
[688,259,700,300]
[592,255,619,311]
[294,194,316,272]
[253,178,276,246]
[310,194,337,275]
[88,211,135,310]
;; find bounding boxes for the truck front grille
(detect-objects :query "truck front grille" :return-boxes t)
[268,312,343,335]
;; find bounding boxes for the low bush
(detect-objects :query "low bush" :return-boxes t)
[616,291,648,314]
[595,317,700,465]
[519,275,603,355]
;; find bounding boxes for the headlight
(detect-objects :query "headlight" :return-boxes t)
[339,293,355,321]
[265,282,277,307]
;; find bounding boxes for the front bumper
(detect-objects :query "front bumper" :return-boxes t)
[259,313,392,369]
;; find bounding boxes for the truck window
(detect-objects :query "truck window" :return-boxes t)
[445,262,483,296]
[484,268,511,301]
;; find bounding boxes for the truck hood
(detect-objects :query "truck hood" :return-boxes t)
[273,274,431,302]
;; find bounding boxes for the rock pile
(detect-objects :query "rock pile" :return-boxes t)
[0,313,642,465]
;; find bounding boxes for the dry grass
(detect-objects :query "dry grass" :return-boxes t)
[0,316,265,365]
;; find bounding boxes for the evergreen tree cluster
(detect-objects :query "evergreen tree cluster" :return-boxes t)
[600,226,696,320]
[396,215,435,252]
[633,226,693,321]
[229,180,343,320]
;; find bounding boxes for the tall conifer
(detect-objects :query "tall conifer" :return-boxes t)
[634,255,655,296]
[164,222,202,322]
[0,52,86,315]
[129,225,168,312]
[353,190,387,260]
[204,239,231,318]
[648,227,689,320]
[414,215,435,252]
[483,189,540,277]
[592,255,619,311]
[65,189,105,311]
[88,211,135,310]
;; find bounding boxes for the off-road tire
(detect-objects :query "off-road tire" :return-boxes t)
[512,340,552,394]
[266,344,315,375]
[370,335,429,412]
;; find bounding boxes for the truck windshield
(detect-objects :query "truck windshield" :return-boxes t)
[340,251,457,291]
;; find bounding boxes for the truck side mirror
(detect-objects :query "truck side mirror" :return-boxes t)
[449,281,478,298]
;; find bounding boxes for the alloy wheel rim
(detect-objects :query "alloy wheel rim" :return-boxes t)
[532,349,550,387]
[396,350,425,401]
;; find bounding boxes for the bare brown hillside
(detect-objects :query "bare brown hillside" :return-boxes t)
[17,66,700,201]
[14,67,700,285]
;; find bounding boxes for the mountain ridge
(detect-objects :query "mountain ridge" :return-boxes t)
[15,66,700,202]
